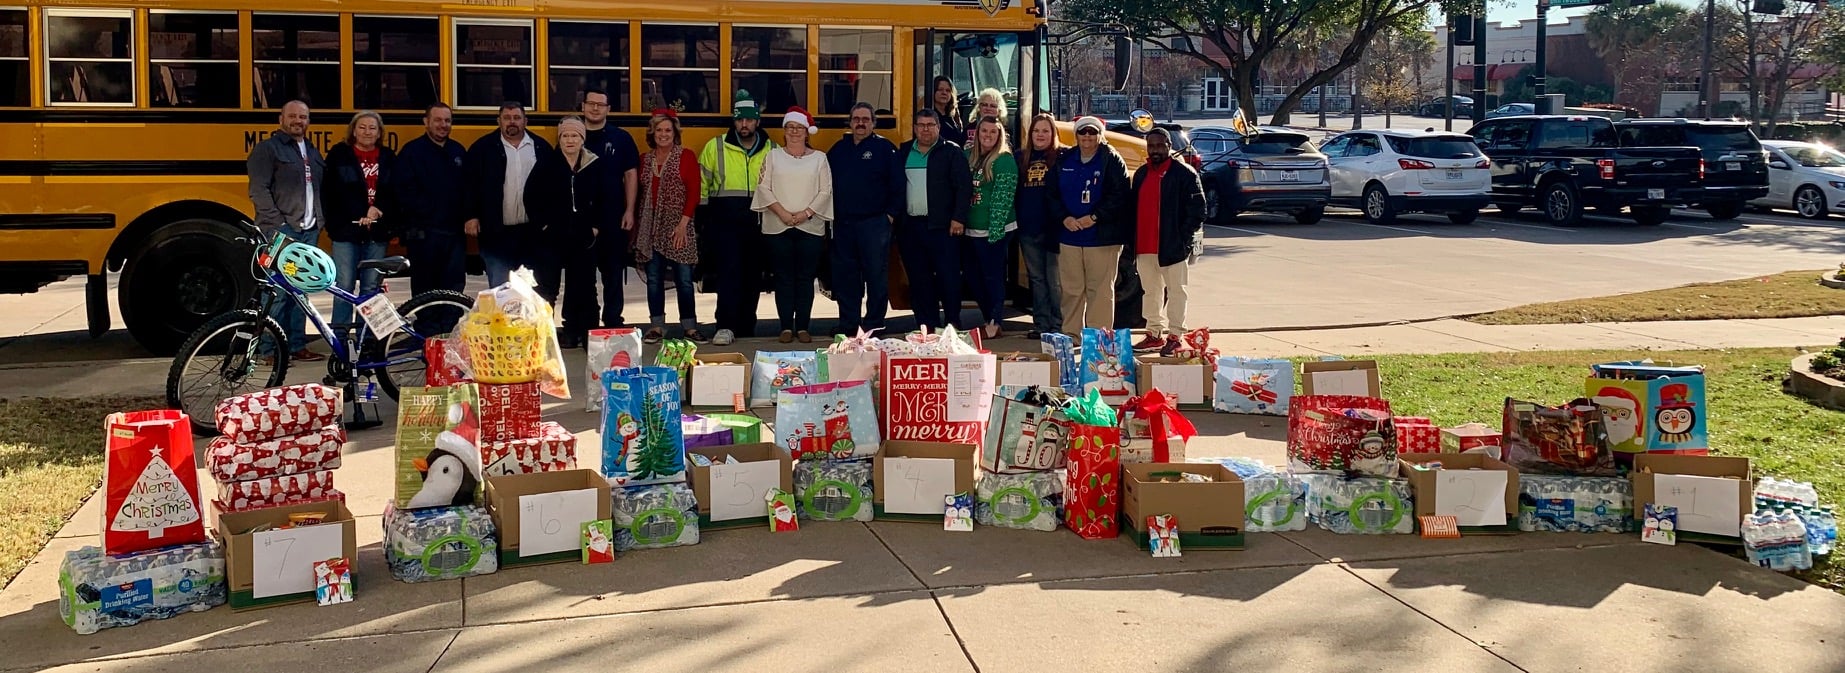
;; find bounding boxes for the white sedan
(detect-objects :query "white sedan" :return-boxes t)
[1322,130,1491,225]
[1755,140,1845,219]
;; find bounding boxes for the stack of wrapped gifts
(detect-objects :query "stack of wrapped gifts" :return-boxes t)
[211,384,346,514]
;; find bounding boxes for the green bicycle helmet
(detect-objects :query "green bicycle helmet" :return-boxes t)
[274,240,337,292]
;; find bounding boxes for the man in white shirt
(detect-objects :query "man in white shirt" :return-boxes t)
[464,101,554,287]
[246,99,326,362]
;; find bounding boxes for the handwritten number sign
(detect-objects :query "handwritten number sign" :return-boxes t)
[252,523,343,599]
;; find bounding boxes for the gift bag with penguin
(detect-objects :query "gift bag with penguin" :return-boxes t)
[1079,328,1137,405]
[601,367,688,487]
[394,384,486,509]
[1585,361,1708,457]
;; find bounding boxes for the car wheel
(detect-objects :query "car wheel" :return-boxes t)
[1447,210,1479,225]
[1702,201,1745,221]
[1361,184,1396,225]
[1294,205,1325,225]
[1631,205,1670,226]
[1794,186,1829,219]
[1541,182,1583,227]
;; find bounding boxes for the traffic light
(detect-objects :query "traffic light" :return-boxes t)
[1753,0,1785,13]
[1451,15,1475,46]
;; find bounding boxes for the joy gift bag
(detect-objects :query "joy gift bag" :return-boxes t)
[752,351,818,408]
[1286,395,1399,478]
[1118,390,1198,464]
[776,381,881,460]
[395,384,485,509]
[103,410,207,556]
[601,367,687,487]
[1585,361,1708,455]
[1502,398,1616,477]
[982,385,1073,474]
[1079,328,1137,404]
[585,328,643,412]
[1214,357,1293,416]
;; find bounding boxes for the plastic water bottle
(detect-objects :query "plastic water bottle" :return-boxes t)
[1813,506,1837,557]
[1786,510,1814,571]
[1743,513,1772,567]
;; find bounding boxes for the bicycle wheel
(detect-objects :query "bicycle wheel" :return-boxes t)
[362,289,474,401]
[167,309,289,436]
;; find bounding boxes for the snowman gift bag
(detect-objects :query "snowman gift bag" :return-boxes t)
[395,384,486,510]
[103,410,207,556]
[585,329,644,412]
[601,367,687,487]
[1079,328,1137,405]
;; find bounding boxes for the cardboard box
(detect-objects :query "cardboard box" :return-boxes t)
[996,353,1060,390]
[1300,360,1381,397]
[873,441,977,522]
[486,469,613,567]
[220,500,358,610]
[686,443,795,530]
[1631,454,1752,543]
[1399,453,1520,534]
[687,353,752,410]
[1134,357,1214,409]
[1121,463,1245,550]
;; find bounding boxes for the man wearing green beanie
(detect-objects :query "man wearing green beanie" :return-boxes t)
[698,89,777,344]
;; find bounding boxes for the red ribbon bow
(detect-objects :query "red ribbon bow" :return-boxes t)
[1118,390,1198,461]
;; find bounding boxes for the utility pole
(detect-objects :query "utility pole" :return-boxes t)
[1534,0,1550,111]
[1445,20,1456,130]
[1472,10,1488,124]
[1700,0,1715,118]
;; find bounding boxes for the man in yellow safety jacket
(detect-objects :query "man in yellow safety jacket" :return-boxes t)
[697,89,777,345]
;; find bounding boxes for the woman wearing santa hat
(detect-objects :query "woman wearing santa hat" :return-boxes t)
[752,106,834,343]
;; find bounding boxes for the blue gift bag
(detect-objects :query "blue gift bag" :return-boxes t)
[601,367,687,486]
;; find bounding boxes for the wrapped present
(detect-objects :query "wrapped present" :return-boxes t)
[214,384,343,445]
[206,425,345,483]
[601,367,687,486]
[882,353,996,447]
[1302,474,1415,535]
[1170,327,1221,365]
[1441,423,1502,457]
[213,470,339,512]
[425,336,471,386]
[58,541,226,635]
[1287,395,1399,477]
[478,382,542,443]
[1041,332,1080,396]
[612,483,701,550]
[1503,398,1616,476]
[481,421,577,477]
[585,328,644,412]
[1062,407,1123,540]
[382,503,499,582]
[1394,417,1440,454]
[794,458,874,522]
[1517,474,1633,533]
[975,470,1063,531]
[104,410,207,555]
[1243,472,1308,532]
[1118,390,1197,464]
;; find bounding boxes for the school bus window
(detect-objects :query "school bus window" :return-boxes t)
[547,21,629,113]
[252,14,340,109]
[818,27,892,115]
[148,11,239,109]
[46,9,134,105]
[455,19,533,108]
[732,26,805,114]
[354,16,440,111]
[640,23,717,114]
[0,9,25,107]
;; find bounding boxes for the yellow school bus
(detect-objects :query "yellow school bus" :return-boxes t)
[0,0,1142,352]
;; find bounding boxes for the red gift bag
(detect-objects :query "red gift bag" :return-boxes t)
[103,410,207,555]
[1062,421,1123,539]
[1502,398,1616,476]
[478,382,542,442]
[425,337,471,386]
[1286,395,1399,477]
[1118,390,1198,463]
[1393,416,1440,454]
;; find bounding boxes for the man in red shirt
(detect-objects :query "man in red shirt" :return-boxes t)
[1129,128,1206,352]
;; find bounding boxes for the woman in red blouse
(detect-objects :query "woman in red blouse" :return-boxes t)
[322,110,395,335]
[634,109,705,343]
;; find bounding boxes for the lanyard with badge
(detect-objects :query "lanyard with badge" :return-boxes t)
[1082,168,1099,205]
[297,140,315,228]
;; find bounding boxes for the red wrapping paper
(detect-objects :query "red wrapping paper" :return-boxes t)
[103,410,208,555]
[206,425,346,483]
[214,384,342,444]
[212,469,338,512]
[481,421,578,477]
[212,492,348,517]
[1117,390,1198,463]
[425,337,471,386]
[1062,421,1123,540]
[478,382,542,442]
[1393,416,1441,454]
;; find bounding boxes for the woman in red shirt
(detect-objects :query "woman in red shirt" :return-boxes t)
[634,109,705,343]
[322,110,395,335]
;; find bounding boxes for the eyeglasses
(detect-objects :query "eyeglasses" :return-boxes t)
[583,101,609,109]
[1076,129,1100,136]
[915,122,939,129]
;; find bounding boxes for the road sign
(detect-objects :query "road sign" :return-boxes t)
[1546,0,1609,8]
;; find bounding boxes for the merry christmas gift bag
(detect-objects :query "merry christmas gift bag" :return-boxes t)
[601,367,687,487]
[395,384,486,510]
[1079,328,1138,404]
[1286,395,1399,478]
[775,381,881,461]
[751,351,819,408]
[103,410,207,556]
[1213,357,1293,416]
[882,353,997,447]
[585,328,644,412]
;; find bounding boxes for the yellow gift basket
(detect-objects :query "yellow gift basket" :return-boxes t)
[455,270,570,397]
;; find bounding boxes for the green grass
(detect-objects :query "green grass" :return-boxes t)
[1370,348,1843,593]
[1468,270,1845,324]
[0,396,162,588]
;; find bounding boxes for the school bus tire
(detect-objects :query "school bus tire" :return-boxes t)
[119,218,259,355]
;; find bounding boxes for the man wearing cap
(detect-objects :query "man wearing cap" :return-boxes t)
[896,107,973,331]
[1052,115,1132,334]
[827,102,903,335]
[698,90,777,344]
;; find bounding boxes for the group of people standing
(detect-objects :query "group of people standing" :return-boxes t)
[245,82,1205,358]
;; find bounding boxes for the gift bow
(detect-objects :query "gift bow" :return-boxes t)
[1119,390,1198,462]
[1229,379,1279,404]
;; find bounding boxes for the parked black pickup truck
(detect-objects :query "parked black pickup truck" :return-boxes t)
[1614,118,1769,220]
[1465,115,1704,226]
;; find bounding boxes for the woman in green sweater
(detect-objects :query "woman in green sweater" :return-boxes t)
[961,115,1018,338]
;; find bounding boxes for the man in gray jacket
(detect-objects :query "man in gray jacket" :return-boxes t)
[247,99,326,362]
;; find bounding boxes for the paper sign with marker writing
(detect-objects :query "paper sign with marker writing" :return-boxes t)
[251,523,345,599]
[1150,365,1206,405]
[709,460,782,522]
[946,355,996,422]
[1310,370,1372,397]
[1434,470,1508,526]
[691,365,748,408]
[999,361,1054,389]
[519,488,600,556]
[883,457,957,514]
[1654,473,1741,537]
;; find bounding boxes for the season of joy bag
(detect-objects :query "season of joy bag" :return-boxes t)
[774,381,881,460]
[1286,395,1399,477]
[103,410,207,556]
[601,367,688,486]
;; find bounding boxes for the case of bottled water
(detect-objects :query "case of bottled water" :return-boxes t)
[1516,475,1632,533]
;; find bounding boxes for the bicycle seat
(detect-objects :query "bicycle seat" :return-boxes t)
[357,256,411,276]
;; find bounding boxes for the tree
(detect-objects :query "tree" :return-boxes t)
[1500,66,1615,107]
[1710,3,1841,133]
[631,398,679,481]
[1585,0,1691,112]
[1358,26,1433,126]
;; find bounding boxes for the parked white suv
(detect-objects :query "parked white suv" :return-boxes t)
[1322,130,1492,224]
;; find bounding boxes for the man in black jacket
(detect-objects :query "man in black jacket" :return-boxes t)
[1127,128,1205,352]
[580,88,640,331]
[896,108,973,331]
[463,101,553,288]
[827,102,904,335]
[392,102,467,295]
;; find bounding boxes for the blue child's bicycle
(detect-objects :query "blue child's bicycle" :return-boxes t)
[165,221,473,435]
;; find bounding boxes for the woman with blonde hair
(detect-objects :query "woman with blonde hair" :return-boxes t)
[322,110,395,331]
[634,109,706,342]
[1013,111,1064,338]
[972,88,1007,126]
[752,106,834,343]
[960,115,1017,337]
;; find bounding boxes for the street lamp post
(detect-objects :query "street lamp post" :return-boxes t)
[1700,0,1715,119]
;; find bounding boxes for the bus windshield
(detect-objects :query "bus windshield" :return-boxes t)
[931,31,1028,126]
